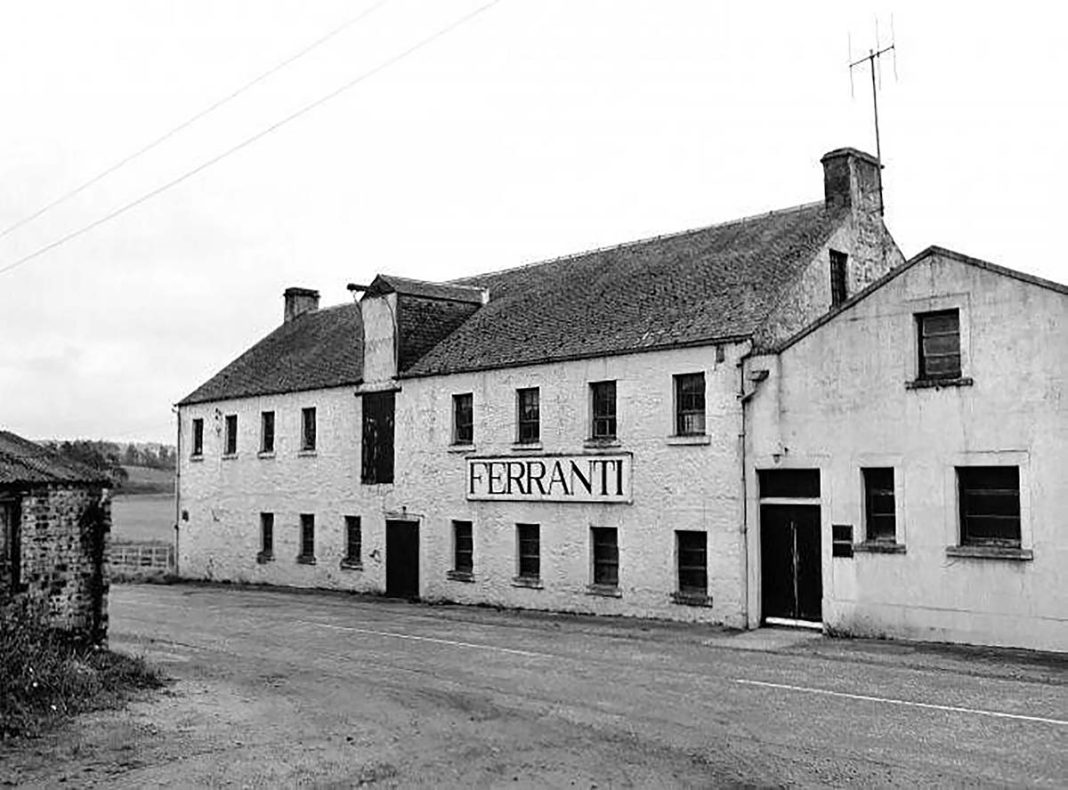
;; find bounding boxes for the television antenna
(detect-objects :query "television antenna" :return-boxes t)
[849,17,897,215]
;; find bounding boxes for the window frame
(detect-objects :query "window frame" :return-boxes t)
[830,249,848,307]
[676,530,707,596]
[516,387,540,444]
[298,513,315,562]
[258,512,274,561]
[452,393,473,445]
[957,466,1021,548]
[590,380,617,440]
[862,467,896,543]
[452,520,473,576]
[590,527,619,588]
[191,418,204,457]
[674,373,706,436]
[516,523,540,581]
[223,414,238,456]
[343,515,361,567]
[917,309,962,381]
[300,407,317,452]
[260,411,275,454]
[361,391,395,484]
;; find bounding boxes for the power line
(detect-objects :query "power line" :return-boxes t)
[0,0,502,278]
[0,0,393,243]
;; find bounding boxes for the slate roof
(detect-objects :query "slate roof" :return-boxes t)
[0,431,110,486]
[179,303,363,406]
[402,202,845,377]
[366,274,485,304]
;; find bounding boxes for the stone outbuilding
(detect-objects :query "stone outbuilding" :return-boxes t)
[0,430,111,640]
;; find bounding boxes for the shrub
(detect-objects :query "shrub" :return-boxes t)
[0,596,164,739]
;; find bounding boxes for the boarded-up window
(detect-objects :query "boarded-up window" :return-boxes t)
[591,527,619,587]
[863,468,896,542]
[958,466,1020,547]
[192,418,204,456]
[591,381,617,439]
[674,373,705,435]
[517,388,540,443]
[260,412,275,453]
[676,530,707,594]
[516,523,540,580]
[224,414,238,455]
[830,250,848,307]
[453,393,473,444]
[344,516,361,564]
[917,310,961,380]
[453,520,473,574]
[361,391,395,484]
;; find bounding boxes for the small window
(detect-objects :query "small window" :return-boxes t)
[361,391,395,484]
[590,381,617,439]
[591,527,619,587]
[832,524,854,557]
[344,516,361,564]
[260,411,275,454]
[191,418,204,457]
[299,514,315,560]
[517,388,540,443]
[516,523,540,580]
[260,513,274,557]
[224,414,238,455]
[863,468,896,542]
[453,520,473,574]
[676,531,707,595]
[674,373,705,436]
[958,466,1020,547]
[917,310,961,380]
[452,393,473,445]
[301,407,317,451]
[830,250,848,307]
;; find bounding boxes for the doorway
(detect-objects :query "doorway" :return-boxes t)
[0,498,21,592]
[385,519,419,599]
[760,504,822,624]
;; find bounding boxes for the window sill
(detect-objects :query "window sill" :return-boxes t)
[511,442,543,451]
[189,454,204,463]
[946,545,1032,561]
[666,435,710,446]
[511,576,543,589]
[446,570,475,583]
[672,591,713,607]
[584,437,620,449]
[585,584,622,598]
[906,377,974,390]
[297,450,317,457]
[257,451,275,459]
[296,555,316,565]
[256,552,274,564]
[221,453,238,461]
[340,559,363,571]
[854,541,907,554]
[448,444,475,454]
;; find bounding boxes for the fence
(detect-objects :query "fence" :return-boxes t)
[109,542,174,575]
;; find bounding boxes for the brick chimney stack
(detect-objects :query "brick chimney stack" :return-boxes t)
[821,148,882,217]
[283,287,320,323]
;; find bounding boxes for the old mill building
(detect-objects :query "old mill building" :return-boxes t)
[175,148,1068,653]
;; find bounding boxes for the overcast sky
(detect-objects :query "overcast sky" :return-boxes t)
[1,1,1065,443]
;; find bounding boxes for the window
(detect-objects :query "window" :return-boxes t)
[958,467,1020,547]
[301,407,317,452]
[590,381,617,439]
[674,373,705,436]
[917,310,961,380]
[676,531,707,595]
[361,391,395,484]
[832,524,854,558]
[299,514,315,561]
[517,387,540,443]
[452,520,473,575]
[758,469,821,499]
[516,523,540,580]
[830,250,848,307]
[344,516,361,565]
[452,393,473,445]
[590,527,619,587]
[191,418,204,457]
[224,414,238,455]
[260,411,275,454]
[863,468,896,542]
[259,513,274,560]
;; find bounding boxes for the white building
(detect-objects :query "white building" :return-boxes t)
[175,148,1067,651]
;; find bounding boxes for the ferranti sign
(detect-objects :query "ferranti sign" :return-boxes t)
[466,454,632,503]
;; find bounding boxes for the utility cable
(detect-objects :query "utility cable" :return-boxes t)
[0,0,392,242]
[0,0,501,278]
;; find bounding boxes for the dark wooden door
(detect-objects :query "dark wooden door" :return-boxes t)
[0,499,21,592]
[760,504,822,623]
[385,520,419,599]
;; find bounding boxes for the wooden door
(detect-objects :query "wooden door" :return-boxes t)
[385,520,419,599]
[760,504,822,623]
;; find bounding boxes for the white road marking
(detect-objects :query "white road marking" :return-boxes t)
[297,620,555,658]
[735,679,1068,726]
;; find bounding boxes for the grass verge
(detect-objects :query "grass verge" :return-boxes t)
[0,597,165,740]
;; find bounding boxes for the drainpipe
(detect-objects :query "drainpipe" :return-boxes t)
[738,346,768,630]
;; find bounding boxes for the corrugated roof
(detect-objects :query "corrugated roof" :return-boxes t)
[179,302,363,406]
[0,431,111,485]
[402,202,844,376]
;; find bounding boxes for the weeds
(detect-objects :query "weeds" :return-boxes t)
[0,597,165,739]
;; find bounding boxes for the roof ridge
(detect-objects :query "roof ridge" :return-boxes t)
[449,201,825,284]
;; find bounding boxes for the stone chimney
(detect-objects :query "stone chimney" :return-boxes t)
[283,287,320,323]
[821,148,882,217]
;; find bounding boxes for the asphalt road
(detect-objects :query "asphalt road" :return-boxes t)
[8,584,1067,787]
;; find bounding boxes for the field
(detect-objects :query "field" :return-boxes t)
[111,493,173,544]
[118,465,174,496]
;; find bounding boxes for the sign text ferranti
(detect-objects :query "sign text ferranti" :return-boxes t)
[466,454,632,503]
